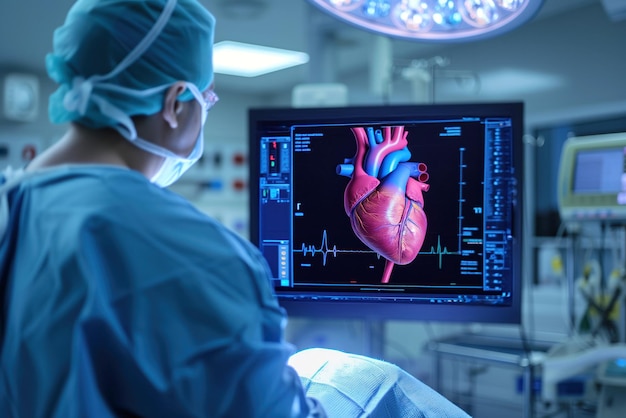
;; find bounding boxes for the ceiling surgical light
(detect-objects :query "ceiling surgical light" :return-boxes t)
[306,0,544,42]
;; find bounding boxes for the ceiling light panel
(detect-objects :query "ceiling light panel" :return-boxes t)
[213,41,310,77]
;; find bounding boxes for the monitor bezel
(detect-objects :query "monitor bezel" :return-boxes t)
[248,102,524,324]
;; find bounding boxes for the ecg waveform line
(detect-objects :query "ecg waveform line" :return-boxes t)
[296,230,373,266]
[296,230,458,269]
[420,235,459,269]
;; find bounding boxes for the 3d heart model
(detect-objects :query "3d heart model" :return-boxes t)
[336,126,429,284]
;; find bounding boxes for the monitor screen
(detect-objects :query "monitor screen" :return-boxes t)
[557,132,626,221]
[248,102,524,324]
[573,148,623,194]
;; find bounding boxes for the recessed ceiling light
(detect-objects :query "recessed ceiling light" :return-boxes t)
[213,41,310,77]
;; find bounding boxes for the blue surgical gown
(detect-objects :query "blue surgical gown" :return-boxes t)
[0,165,312,418]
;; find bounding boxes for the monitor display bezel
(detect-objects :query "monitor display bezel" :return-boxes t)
[248,102,524,324]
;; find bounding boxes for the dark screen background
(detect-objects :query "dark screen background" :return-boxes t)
[291,121,486,289]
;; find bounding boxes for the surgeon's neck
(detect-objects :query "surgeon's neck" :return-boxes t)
[26,123,159,176]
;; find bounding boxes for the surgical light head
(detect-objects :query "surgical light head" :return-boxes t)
[46,0,215,134]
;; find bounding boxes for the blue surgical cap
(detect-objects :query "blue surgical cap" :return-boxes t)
[47,0,215,129]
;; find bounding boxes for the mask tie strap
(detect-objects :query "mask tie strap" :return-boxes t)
[93,0,178,83]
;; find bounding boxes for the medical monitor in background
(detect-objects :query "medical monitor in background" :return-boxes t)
[558,132,626,223]
[248,102,524,324]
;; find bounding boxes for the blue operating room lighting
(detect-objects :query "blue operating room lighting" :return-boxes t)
[307,0,544,42]
[363,0,392,18]
[432,0,462,26]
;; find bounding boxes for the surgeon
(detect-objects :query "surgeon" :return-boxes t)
[0,0,470,417]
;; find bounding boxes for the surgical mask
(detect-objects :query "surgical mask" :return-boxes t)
[57,0,217,187]
[129,82,217,187]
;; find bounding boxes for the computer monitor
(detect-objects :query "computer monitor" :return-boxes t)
[248,102,524,324]
[557,132,626,222]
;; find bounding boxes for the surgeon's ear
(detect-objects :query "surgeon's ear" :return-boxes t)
[162,81,187,129]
